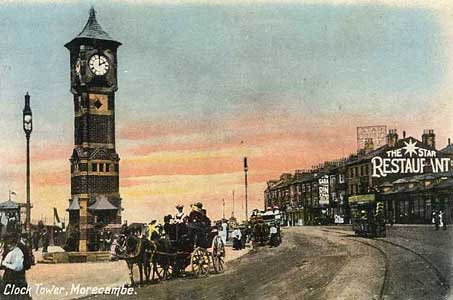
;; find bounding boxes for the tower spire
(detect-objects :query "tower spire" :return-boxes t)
[65,6,121,49]
[89,6,95,19]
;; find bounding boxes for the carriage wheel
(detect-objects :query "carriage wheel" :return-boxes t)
[191,248,210,277]
[211,236,225,274]
[212,254,224,274]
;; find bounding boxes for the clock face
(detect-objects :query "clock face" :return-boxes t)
[88,54,109,76]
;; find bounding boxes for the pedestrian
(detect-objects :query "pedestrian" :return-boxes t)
[440,211,447,230]
[0,233,32,299]
[17,233,33,276]
[175,205,185,224]
[269,223,279,247]
[232,227,242,250]
[221,222,228,244]
[32,230,39,252]
[147,220,158,240]
[98,229,104,251]
[241,227,247,249]
[42,229,49,253]
[433,211,440,231]
[104,230,112,251]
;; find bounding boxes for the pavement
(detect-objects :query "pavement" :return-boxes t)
[83,227,384,300]
[23,245,248,300]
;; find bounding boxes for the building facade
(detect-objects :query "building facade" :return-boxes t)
[265,128,453,226]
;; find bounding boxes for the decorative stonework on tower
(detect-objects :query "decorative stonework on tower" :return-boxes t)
[65,7,122,252]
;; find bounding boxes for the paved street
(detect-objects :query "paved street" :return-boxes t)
[84,227,383,300]
[19,226,453,300]
[81,226,452,300]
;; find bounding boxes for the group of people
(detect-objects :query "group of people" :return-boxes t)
[230,221,281,250]
[119,202,213,249]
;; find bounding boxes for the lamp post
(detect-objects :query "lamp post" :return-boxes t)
[23,92,32,233]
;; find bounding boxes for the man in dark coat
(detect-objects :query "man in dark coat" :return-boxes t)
[31,231,39,252]
[41,230,49,253]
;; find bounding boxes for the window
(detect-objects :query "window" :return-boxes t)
[106,164,110,172]
[91,163,98,172]
[79,163,88,172]
[99,163,104,172]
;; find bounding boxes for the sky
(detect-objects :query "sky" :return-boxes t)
[1,0,453,223]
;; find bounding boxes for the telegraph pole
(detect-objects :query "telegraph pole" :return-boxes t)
[244,157,248,221]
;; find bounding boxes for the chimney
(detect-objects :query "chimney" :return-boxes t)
[403,130,406,139]
[448,138,451,146]
[386,129,398,147]
[422,129,435,149]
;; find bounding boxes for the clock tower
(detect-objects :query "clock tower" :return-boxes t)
[65,7,122,252]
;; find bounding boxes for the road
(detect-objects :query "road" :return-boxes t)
[78,226,453,300]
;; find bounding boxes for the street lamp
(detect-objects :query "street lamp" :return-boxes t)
[23,92,32,233]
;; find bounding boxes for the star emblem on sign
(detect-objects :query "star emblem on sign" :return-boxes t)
[402,139,419,157]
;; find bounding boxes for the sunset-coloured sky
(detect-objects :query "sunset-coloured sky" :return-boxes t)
[1,0,453,223]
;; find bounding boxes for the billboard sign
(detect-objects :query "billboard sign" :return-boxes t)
[371,138,451,178]
[318,175,330,205]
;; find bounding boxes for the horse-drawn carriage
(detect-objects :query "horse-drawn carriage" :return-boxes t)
[351,202,386,238]
[249,215,270,246]
[112,220,225,285]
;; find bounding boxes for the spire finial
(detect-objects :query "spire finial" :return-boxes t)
[89,6,96,19]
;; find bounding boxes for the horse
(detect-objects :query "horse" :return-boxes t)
[252,221,270,246]
[111,233,154,286]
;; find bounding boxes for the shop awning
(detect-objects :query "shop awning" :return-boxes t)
[348,194,375,204]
